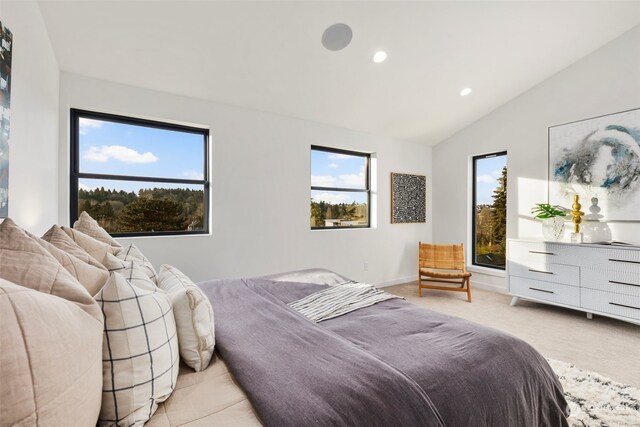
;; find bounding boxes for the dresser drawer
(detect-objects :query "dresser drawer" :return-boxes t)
[581,289,640,321]
[581,268,640,297]
[579,247,640,271]
[508,261,579,286]
[508,240,575,265]
[509,276,581,306]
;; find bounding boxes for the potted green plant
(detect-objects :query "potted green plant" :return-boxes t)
[531,203,568,241]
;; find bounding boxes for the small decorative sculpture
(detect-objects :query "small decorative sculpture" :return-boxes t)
[570,195,584,232]
[569,195,585,243]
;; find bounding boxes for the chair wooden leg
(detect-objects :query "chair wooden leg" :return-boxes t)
[418,274,422,297]
[466,278,472,303]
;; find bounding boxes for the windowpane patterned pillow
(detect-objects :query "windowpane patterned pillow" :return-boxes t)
[95,273,179,426]
[158,265,215,372]
[116,244,158,284]
[102,253,156,291]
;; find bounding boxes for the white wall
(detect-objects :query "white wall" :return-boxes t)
[0,0,59,234]
[432,25,640,291]
[58,73,433,284]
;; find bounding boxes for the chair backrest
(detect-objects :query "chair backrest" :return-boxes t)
[419,243,466,271]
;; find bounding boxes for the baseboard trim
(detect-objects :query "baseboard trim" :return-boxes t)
[472,279,508,294]
[374,275,508,294]
[374,276,415,288]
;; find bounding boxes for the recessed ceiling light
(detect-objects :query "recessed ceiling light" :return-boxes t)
[372,51,387,63]
[321,23,353,51]
[460,87,472,97]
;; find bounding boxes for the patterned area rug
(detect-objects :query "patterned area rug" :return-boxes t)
[547,359,640,427]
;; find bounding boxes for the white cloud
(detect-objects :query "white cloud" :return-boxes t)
[338,173,364,187]
[476,174,497,183]
[312,192,352,204]
[79,118,103,135]
[183,170,204,180]
[84,145,159,163]
[328,163,338,169]
[328,153,351,160]
[311,175,337,187]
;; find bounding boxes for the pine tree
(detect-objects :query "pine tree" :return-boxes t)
[491,167,507,255]
[116,197,186,232]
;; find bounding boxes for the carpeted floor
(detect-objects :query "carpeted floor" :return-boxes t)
[385,282,640,388]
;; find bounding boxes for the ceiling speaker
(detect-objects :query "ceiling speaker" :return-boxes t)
[321,23,353,51]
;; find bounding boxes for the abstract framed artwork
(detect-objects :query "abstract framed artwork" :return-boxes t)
[391,173,426,224]
[549,108,640,221]
[0,21,12,218]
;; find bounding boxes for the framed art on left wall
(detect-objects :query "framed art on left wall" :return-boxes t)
[391,172,426,224]
[0,21,12,218]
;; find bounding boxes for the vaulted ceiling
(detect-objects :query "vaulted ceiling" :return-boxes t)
[38,1,640,145]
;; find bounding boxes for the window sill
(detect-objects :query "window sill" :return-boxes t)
[467,265,506,278]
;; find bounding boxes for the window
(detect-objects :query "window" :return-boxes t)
[472,151,507,269]
[310,146,370,229]
[70,109,209,237]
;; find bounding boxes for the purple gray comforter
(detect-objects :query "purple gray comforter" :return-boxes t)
[201,276,569,427]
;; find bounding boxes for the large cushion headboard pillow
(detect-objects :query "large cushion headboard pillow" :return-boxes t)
[61,226,119,265]
[0,279,103,426]
[158,264,215,372]
[42,224,107,269]
[96,272,179,426]
[0,218,102,317]
[28,230,109,296]
[73,211,122,251]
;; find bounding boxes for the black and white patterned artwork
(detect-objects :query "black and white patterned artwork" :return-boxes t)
[391,173,426,223]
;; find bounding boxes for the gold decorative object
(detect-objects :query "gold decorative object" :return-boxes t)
[569,195,585,233]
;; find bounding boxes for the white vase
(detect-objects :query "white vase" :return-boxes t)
[542,217,565,241]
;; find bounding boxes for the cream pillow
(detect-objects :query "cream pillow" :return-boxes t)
[0,218,102,318]
[158,264,215,372]
[0,279,103,426]
[42,224,106,269]
[28,231,109,296]
[116,243,158,284]
[61,226,118,265]
[102,252,156,291]
[74,211,122,251]
[96,272,179,426]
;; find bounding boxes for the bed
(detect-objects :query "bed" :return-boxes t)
[148,269,569,427]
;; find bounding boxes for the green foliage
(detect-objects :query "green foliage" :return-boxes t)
[475,166,508,266]
[491,167,507,255]
[531,203,567,219]
[116,197,186,232]
[310,200,367,227]
[78,187,204,233]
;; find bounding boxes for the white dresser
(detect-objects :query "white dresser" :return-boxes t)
[508,239,640,325]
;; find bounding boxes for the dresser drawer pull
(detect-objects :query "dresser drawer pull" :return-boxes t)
[609,302,640,311]
[609,280,640,289]
[529,251,556,255]
[528,269,554,275]
[608,258,640,265]
[529,287,554,294]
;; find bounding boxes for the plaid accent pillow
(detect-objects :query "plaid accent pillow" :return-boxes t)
[116,243,158,284]
[102,253,156,291]
[95,273,179,426]
[158,264,215,372]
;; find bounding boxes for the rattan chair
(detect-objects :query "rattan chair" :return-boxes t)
[418,242,472,302]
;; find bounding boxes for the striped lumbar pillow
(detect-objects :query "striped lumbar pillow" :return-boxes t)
[95,272,179,426]
[157,264,215,372]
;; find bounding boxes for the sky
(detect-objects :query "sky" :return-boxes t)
[78,117,205,193]
[475,154,507,205]
[311,149,367,204]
